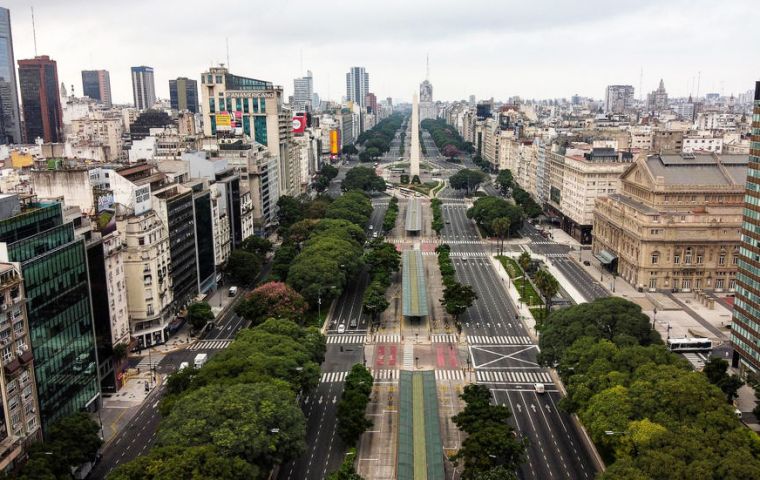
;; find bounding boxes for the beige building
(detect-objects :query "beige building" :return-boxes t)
[0,263,40,472]
[593,153,746,292]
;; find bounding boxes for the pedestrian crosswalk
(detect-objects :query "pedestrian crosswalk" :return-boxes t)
[431,333,458,343]
[403,344,414,369]
[327,335,365,344]
[135,357,160,370]
[370,334,401,343]
[542,253,569,258]
[434,369,467,381]
[188,339,232,350]
[683,353,706,371]
[319,369,399,383]
[449,252,488,258]
[476,370,552,384]
[467,335,532,345]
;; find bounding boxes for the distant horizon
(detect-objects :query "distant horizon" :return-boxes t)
[3,0,757,105]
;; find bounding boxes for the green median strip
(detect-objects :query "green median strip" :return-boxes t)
[412,373,427,480]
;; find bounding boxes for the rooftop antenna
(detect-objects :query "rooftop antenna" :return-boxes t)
[300,49,303,75]
[31,6,38,56]
[426,53,430,81]
[226,38,230,70]
[696,71,701,99]
[638,66,643,101]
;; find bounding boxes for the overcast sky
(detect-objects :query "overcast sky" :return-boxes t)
[4,0,759,105]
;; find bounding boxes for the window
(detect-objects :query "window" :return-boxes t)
[649,278,657,289]
[719,255,726,265]
[685,251,692,264]
[215,75,222,84]
[696,255,703,264]
[674,254,680,265]
[651,253,659,264]
[733,256,739,265]
[716,279,724,289]
[729,279,736,290]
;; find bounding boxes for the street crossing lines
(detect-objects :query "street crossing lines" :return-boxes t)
[434,369,468,381]
[187,339,232,350]
[449,252,488,258]
[476,370,552,384]
[319,369,399,383]
[135,357,160,370]
[403,344,414,369]
[431,334,458,343]
[320,371,348,383]
[467,335,532,345]
[326,335,365,344]
[370,334,401,344]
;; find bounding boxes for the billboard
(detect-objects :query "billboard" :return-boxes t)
[330,129,340,155]
[292,114,306,134]
[216,112,232,130]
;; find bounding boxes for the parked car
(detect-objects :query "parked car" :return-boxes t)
[228,286,238,296]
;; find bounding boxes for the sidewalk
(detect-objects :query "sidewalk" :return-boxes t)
[98,371,166,445]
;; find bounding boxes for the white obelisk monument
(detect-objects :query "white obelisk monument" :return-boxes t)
[410,92,420,177]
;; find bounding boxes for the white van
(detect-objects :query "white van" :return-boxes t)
[534,383,546,394]
[179,362,190,371]
[228,286,238,297]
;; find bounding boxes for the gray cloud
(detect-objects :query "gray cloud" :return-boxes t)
[4,0,757,104]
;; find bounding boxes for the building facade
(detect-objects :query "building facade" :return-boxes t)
[0,8,21,144]
[0,197,99,432]
[732,82,760,373]
[131,66,156,111]
[593,153,746,292]
[18,56,63,143]
[293,71,313,111]
[604,85,634,114]
[81,70,112,107]
[345,67,369,108]
[169,77,198,113]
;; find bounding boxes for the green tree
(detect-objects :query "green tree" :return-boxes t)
[441,282,478,329]
[495,169,514,194]
[107,445,258,480]
[271,242,298,281]
[277,195,304,229]
[533,269,559,313]
[342,144,358,158]
[358,151,371,162]
[156,381,305,470]
[242,236,273,258]
[518,251,532,274]
[366,146,381,159]
[337,364,374,446]
[467,196,523,236]
[226,250,261,286]
[538,297,660,367]
[451,385,525,479]
[491,217,511,255]
[703,357,745,403]
[341,166,386,192]
[187,301,214,331]
[326,451,363,480]
[449,169,487,195]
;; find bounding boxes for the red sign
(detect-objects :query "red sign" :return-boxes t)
[292,115,306,134]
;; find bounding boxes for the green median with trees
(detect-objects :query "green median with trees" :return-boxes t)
[539,297,760,479]
[382,197,399,232]
[356,113,405,159]
[336,364,374,446]
[362,240,401,329]
[435,244,477,333]
[467,196,523,237]
[341,167,386,193]
[420,118,474,154]
[448,169,487,196]
[431,198,444,236]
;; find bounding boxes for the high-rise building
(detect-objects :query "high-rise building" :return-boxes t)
[131,66,156,110]
[365,92,377,114]
[169,77,198,113]
[646,79,668,111]
[200,65,297,196]
[732,81,760,373]
[0,8,21,144]
[293,71,313,111]
[18,56,63,143]
[0,195,99,432]
[345,67,369,107]
[81,69,112,107]
[604,85,634,114]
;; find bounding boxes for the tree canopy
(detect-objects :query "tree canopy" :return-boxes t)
[341,167,386,193]
[187,301,214,331]
[236,281,308,326]
[325,190,374,227]
[449,169,487,195]
[107,445,258,480]
[337,364,374,446]
[467,196,523,236]
[225,249,261,286]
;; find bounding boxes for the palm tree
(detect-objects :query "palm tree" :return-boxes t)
[518,252,532,300]
[491,217,511,256]
[534,269,559,314]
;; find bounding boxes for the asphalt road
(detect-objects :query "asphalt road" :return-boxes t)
[440,198,597,480]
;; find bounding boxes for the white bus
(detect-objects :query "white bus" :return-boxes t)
[398,187,415,197]
[667,337,712,353]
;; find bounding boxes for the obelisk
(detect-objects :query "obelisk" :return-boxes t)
[410,92,420,177]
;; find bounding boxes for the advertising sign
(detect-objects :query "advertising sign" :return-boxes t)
[216,112,232,130]
[330,129,340,155]
[292,115,306,134]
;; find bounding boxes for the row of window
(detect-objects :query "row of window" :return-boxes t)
[651,252,738,265]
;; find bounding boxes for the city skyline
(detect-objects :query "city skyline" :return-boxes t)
[2,0,757,104]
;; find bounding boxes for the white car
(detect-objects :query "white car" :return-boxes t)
[337,324,346,334]
[534,383,546,394]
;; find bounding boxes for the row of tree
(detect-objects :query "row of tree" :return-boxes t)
[109,318,326,479]
[362,240,401,328]
[382,197,399,232]
[341,166,386,192]
[314,164,339,192]
[431,198,444,235]
[495,169,542,218]
[420,118,474,155]
[225,235,275,287]
[356,113,405,157]
[435,244,477,333]
[336,364,375,447]
[539,297,760,478]
[467,196,523,238]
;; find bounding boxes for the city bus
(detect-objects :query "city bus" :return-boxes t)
[667,337,713,353]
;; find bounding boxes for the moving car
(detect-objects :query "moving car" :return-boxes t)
[228,286,238,296]
[349,318,357,328]
[534,383,546,394]
[194,353,208,369]
[179,362,190,371]
[337,324,346,334]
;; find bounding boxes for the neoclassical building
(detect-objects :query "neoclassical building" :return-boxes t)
[593,152,747,292]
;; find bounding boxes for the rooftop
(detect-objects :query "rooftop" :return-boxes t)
[647,153,748,186]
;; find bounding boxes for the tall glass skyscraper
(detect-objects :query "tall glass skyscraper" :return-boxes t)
[131,66,156,110]
[346,66,369,108]
[17,56,63,144]
[169,77,198,113]
[81,69,112,107]
[0,8,21,144]
[732,81,760,374]
[0,197,99,432]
